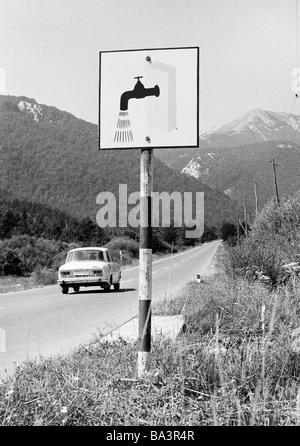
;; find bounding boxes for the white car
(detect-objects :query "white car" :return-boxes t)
[58,247,121,294]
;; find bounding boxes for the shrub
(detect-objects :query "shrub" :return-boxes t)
[105,236,139,264]
[224,192,300,285]
[0,235,80,276]
[224,236,284,285]
[200,225,219,243]
[32,268,57,285]
[251,194,300,263]
[0,249,22,276]
[220,222,236,241]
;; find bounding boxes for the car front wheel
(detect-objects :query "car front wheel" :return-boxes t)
[62,286,69,294]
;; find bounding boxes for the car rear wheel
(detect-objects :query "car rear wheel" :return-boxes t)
[73,285,80,293]
[103,276,113,292]
[62,286,69,294]
[114,282,120,291]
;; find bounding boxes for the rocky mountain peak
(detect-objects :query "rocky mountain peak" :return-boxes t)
[206,108,300,140]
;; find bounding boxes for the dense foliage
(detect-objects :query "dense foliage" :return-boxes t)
[0,235,78,277]
[0,192,223,277]
[224,192,300,285]
[0,190,107,245]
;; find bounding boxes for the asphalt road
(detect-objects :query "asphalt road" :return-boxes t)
[0,240,221,379]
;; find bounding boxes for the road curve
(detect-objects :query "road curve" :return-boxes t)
[0,240,221,379]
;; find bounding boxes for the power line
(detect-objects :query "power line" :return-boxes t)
[244,195,248,237]
[253,179,258,215]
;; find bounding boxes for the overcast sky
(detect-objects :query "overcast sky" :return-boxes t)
[0,0,299,131]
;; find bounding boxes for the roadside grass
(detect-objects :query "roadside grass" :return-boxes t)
[0,275,45,293]
[0,269,58,293]
[1,270,300,425]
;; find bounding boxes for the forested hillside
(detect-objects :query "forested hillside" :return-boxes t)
[155,108,300,216]
[179,141,300,215]
[0,188,107,245]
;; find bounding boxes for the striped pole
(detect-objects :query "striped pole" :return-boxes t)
[138,148,153,377]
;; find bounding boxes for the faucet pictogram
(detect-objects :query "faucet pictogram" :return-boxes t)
[120,76,160,111]
[114,76,160,144]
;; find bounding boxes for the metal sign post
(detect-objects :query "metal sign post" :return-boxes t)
[138,148,153,376]
[99,46,199,378]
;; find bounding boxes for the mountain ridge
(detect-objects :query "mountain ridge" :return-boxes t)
[155,107,300,215]
[199,108,300,147]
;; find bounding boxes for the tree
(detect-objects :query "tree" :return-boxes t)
[0,210,20,239]
[200,225,218,243]
[221,222,237,241]
[1,250,22,275]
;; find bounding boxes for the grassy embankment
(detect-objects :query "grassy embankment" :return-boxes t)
[1,241,300,426]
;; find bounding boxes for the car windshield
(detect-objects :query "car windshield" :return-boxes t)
[67,250,105,262]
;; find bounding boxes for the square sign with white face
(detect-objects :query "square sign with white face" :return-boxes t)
[99,47,199,150]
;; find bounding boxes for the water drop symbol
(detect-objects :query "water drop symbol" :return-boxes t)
[114,110,133,143]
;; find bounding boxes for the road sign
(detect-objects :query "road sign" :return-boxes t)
[99,47,199,150]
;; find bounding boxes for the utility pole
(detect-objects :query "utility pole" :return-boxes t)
[244,195,248,237]
[237,209,240,243]
[253,179,258,215]
[138,148,153,377]
[270,158,280,206]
